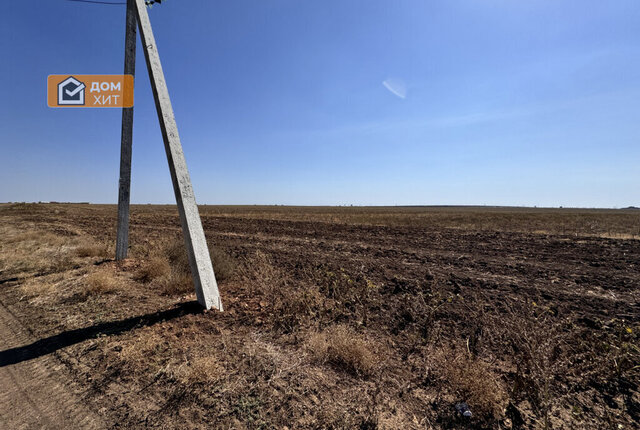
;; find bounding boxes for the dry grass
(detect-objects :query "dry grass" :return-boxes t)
[0,227,78,276]
[19,278,58,298]
[74,239,110,258]
[86,270,122,294]
[481,300,572,427]
[245,251,325,331]
[133,239,193,295]
[117,326,172,375]
[429,347,508,421]
[243,251,282,296]
[307,325,378,377]
[135,237,237,296]
[272,286,325,332]
[171,355,227,385]
[2,204,639,429]
[313,266,380,326]
[3,230,67,246]
[134,256,171,283]
[163,238,191,273]
[158,271,194,296]
[245,252,382,332]
[116,326,284,390]
[210,246,237,282]
[0,225,113,281]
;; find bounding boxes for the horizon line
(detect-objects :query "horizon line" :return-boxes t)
[2,201,638,210]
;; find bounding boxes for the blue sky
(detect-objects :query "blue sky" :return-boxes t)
[1,0,639,207]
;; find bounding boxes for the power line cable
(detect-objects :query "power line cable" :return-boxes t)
[65,0,165,5]
[66,0,126,5]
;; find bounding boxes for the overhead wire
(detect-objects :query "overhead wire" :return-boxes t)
[65,0,165,5]
[66,0,126,5]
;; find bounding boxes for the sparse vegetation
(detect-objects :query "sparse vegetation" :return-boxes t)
[135,237,237,296]
[86,270,122,294]
[0,227,77,276]
[134,255,171,283]
[0,203,638,429]
[75,239,110,258]
[246,251,324,331]
[429,346,508,422]
[307,325,378,377]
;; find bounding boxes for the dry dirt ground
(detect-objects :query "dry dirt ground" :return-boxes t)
[0,203,638,429]
[0,300,105,429]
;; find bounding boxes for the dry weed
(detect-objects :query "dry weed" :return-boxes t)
[163,238,237,281]
[307,325,378,377]
[171,355,226,385]
[272,286,325,332]
[429,346,508,421]
[86,270,122,294]
[245,251,325,331]
[481,299,569,426]
[243,251,281,296]
[134,239,191,295]
[315,407,379,430]
[162,238,191,274]
[307,265,380,326]
[136,237,237,295]
[158,271,194,296]
[117,327,173,375]
[134,256,171,283]
[316,267,377,304]
[75,239,110,258]
[210,246,237,282]
[0,226,79,276]
[118,325,225,385]
[19,278,57,297]
[4,230,67,246]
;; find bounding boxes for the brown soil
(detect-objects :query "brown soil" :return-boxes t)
[0,203,638,429]
[0,297,105,429]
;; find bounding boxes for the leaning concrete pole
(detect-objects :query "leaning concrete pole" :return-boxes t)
[115,0,137,261]
[134,0,223,311]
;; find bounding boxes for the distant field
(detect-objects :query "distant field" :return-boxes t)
[0,203,638,429]
[5,202,639,237]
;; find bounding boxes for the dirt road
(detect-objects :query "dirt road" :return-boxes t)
[0,298,104,430]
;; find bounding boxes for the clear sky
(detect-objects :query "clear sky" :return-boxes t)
[1,0,639,207]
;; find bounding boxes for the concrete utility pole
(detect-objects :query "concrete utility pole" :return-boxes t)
[134,0,223,310]
[115,0,137,260]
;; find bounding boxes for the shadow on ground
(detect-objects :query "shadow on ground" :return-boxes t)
[0,301,203,367]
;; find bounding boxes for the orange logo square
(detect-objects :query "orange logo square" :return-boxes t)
[47,75,134,108]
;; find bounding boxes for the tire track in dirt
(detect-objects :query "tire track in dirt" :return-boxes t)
[0,300,105,430]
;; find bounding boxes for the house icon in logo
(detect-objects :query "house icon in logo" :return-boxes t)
[58,76,86,105]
